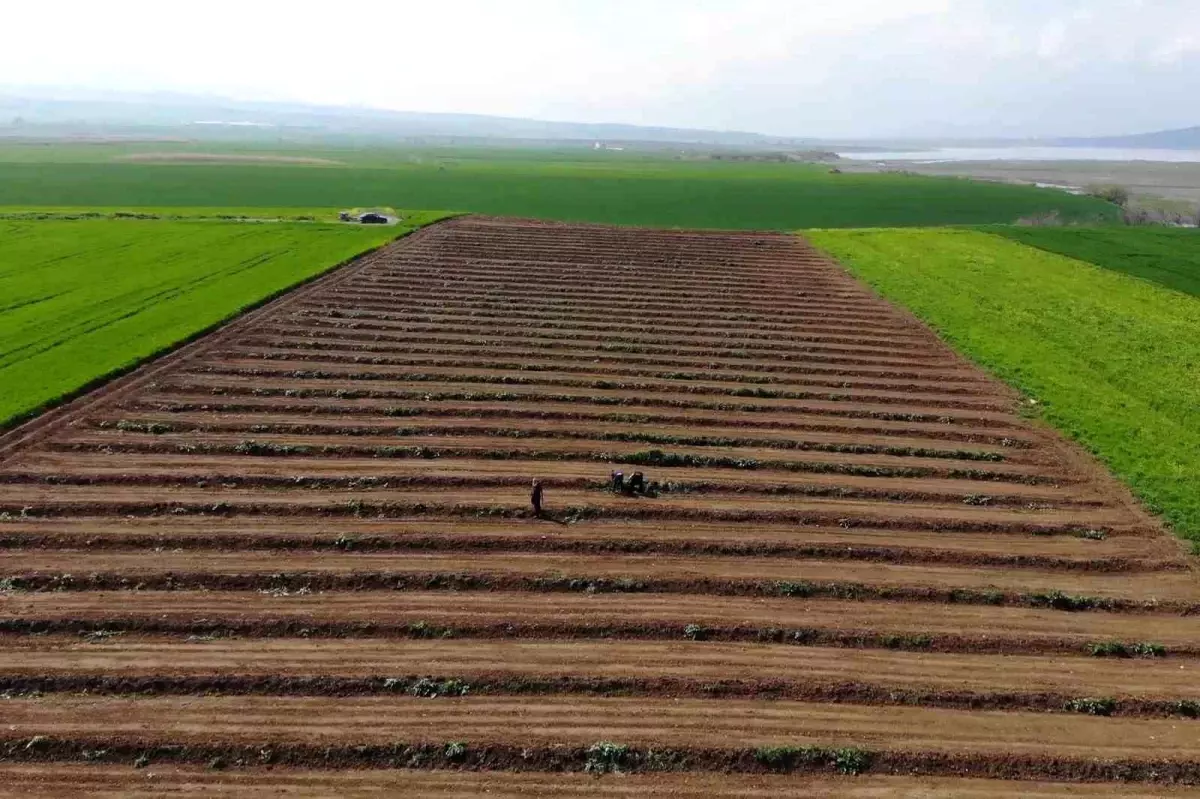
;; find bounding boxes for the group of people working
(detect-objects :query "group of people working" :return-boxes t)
[529,470,651,518]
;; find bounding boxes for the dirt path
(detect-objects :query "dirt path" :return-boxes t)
[1,766,1195,799]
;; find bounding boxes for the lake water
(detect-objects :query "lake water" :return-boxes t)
[838,147,1200,163]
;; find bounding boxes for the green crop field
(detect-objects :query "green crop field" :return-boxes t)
[0,142,1119,229]
[0,206,375,223]
[807,227,1200,545]
[0,215,445,428]
[993,226,1200,298]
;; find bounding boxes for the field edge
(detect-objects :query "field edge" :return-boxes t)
[802,227,1200,554]
[0,215,454,442]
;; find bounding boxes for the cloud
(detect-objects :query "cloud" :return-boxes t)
[2,0,1197,137]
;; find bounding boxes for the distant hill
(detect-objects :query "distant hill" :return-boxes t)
[1057,126,1200,149]
[0,88,803,148]
[6,87,1193,151]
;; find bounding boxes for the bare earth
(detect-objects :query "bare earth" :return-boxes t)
[0,217,1196,793]
[3,766,1199,799]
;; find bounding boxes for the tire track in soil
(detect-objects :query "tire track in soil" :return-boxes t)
[0,216,1195,790]
[3,767,1198,799]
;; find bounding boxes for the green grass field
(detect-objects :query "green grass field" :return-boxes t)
[994,226,1200,298]
[807,227,1200,546]
[0,206,375,223]
[0,142,1118,229]
[0,215,445,428]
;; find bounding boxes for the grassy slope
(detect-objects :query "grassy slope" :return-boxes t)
[0,217,440,427]
[806,228,1200,545]
[0,157,1117,229]
[993,226,1200,298]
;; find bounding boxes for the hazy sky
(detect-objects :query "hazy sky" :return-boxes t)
[5,0,1197,138]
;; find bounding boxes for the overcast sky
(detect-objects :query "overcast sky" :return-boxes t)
[4,0,1197,138]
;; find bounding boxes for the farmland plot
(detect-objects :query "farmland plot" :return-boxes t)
[0,219,429,428]
[994,226,1200,299]
[0,217,1197,794]
[808,228,1200,544]
[0,153,1120,229]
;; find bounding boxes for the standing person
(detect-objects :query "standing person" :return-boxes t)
[530,479,544,518]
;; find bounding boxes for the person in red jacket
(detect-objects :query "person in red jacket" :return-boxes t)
[530,479,544,518]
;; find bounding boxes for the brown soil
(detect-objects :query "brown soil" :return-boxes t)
[74,410,1027,457]
[0,483,1144,538]
[2,516,1176,563]
[115,393,1040,442]
[5,695,1200,758]
[158,373,1026,425]
[5,591,1199,650]
[1,453,1095,508]
[0,216,1194,790]
[1,549,1194,601]
[2,767,1198,799]
[6,636,1198,701]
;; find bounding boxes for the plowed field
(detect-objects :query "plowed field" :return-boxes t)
[1,217,1197,794]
